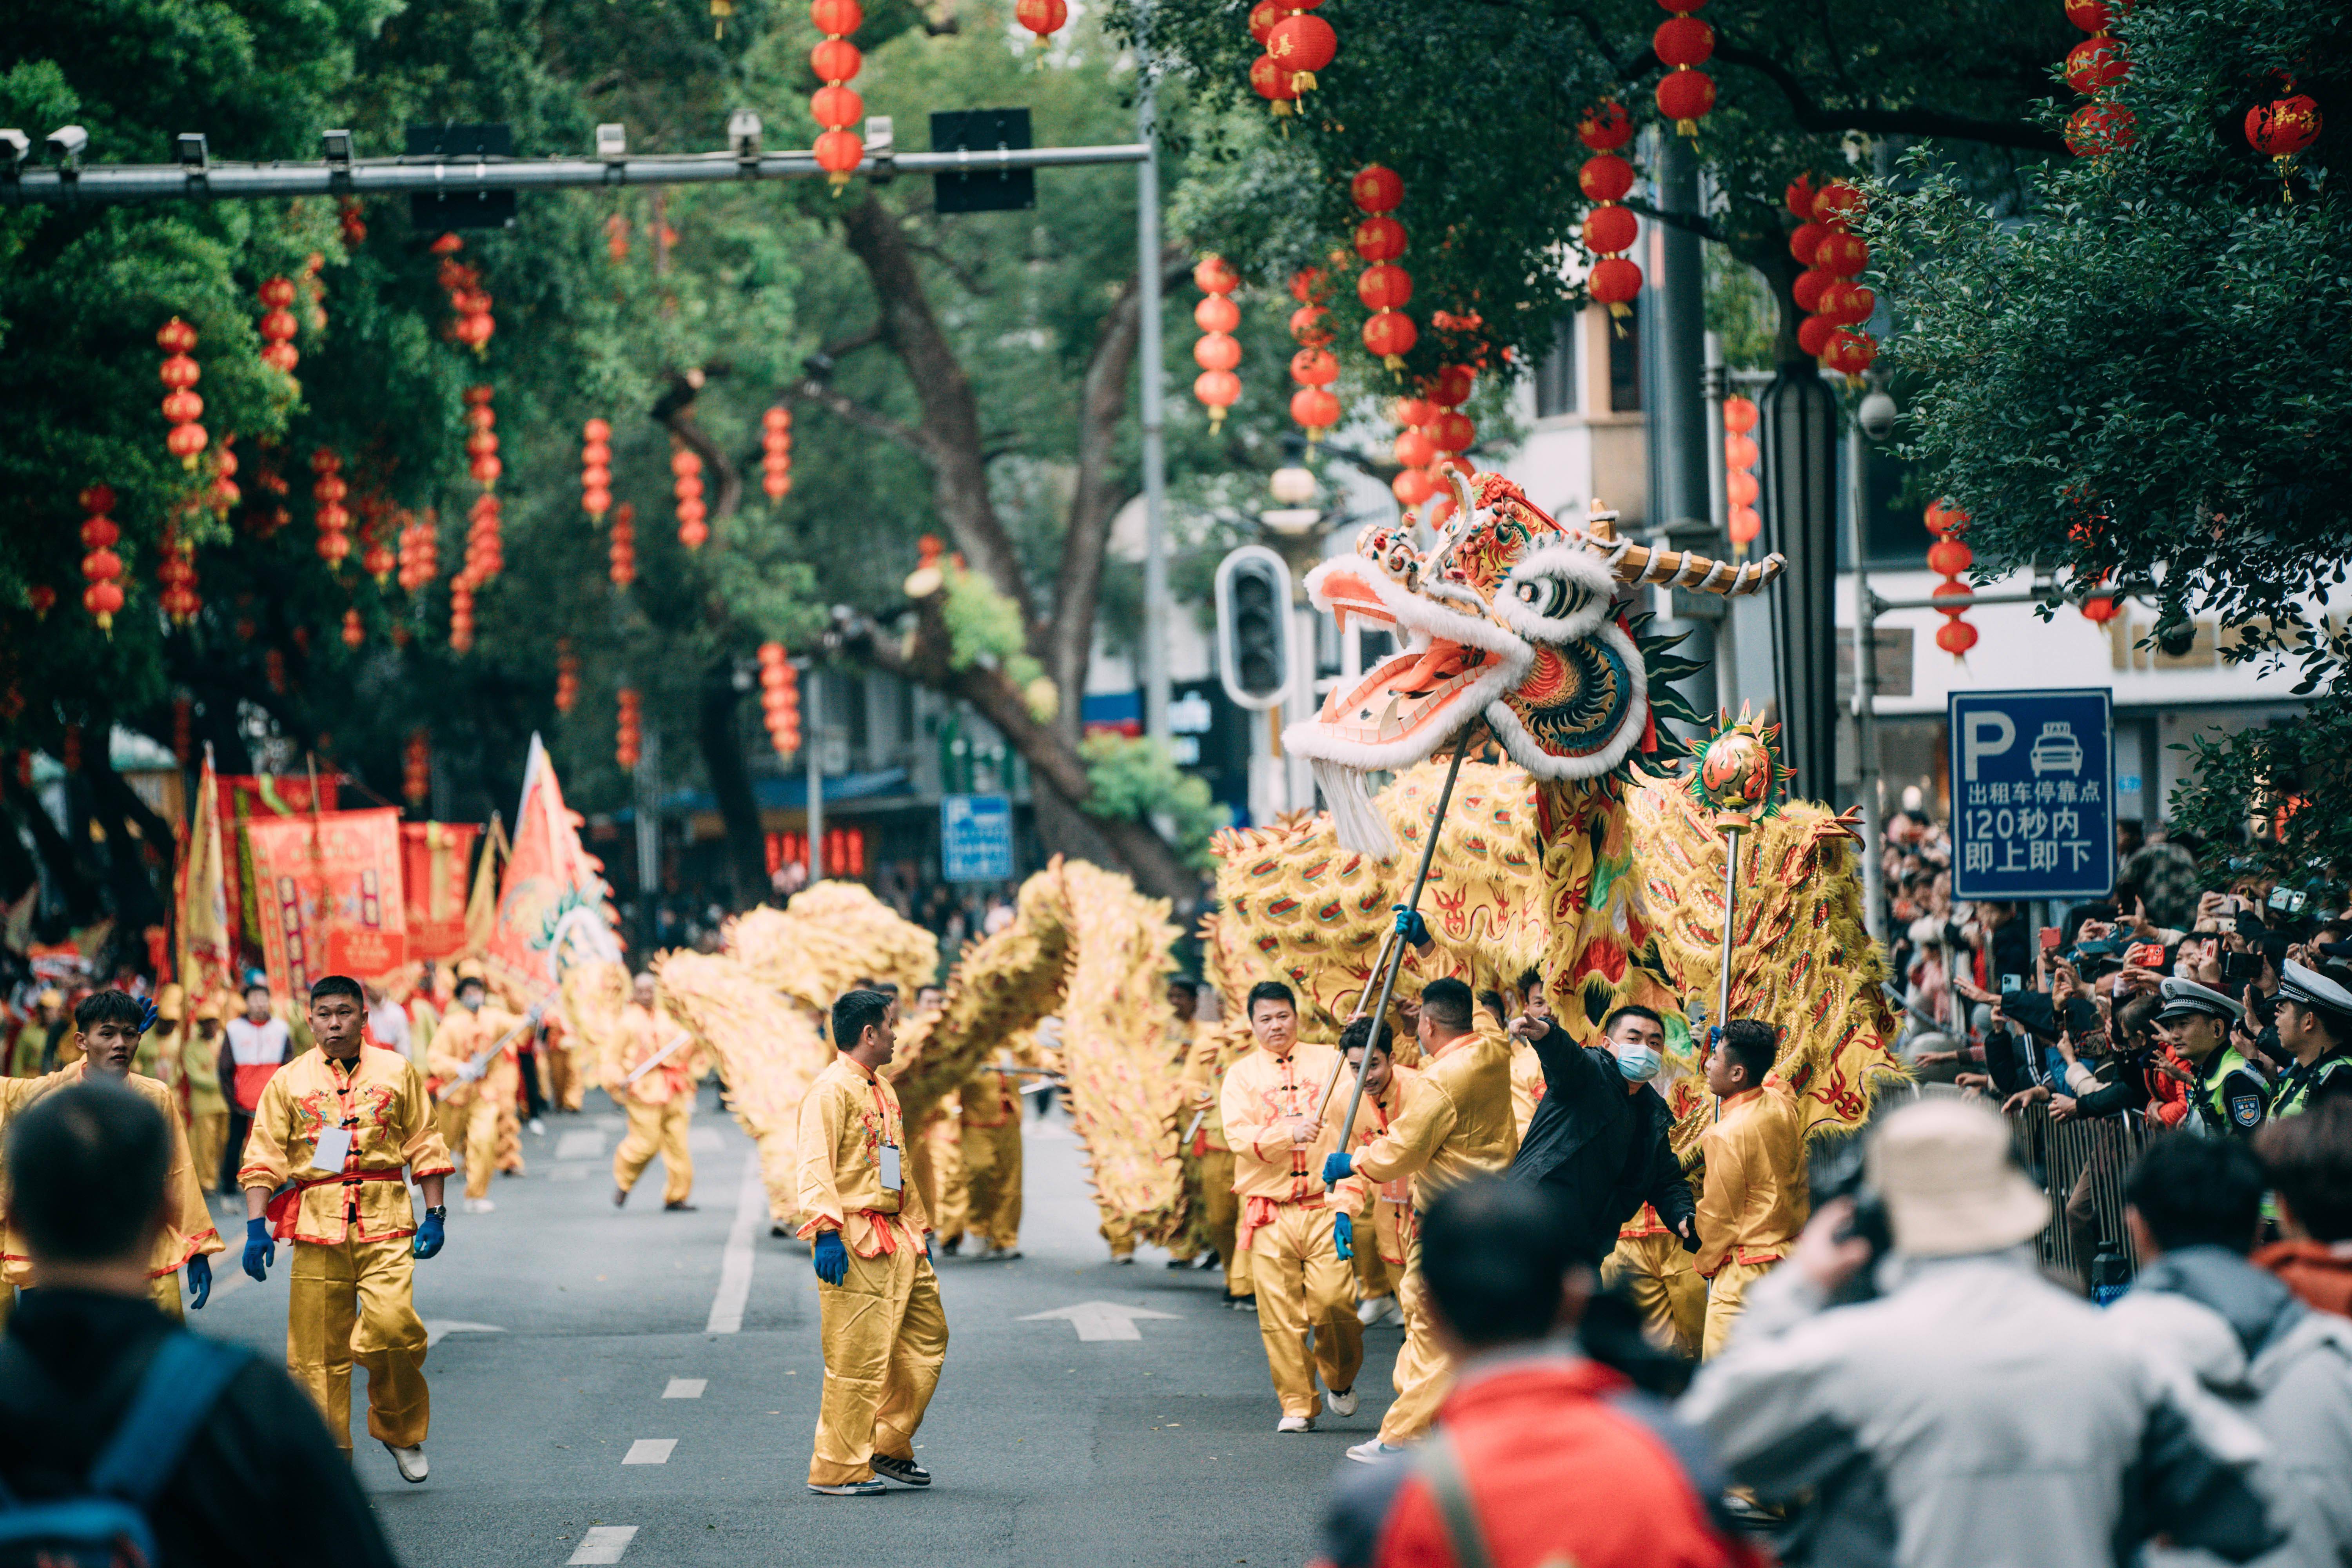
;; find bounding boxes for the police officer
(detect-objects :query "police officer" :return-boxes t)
[2154,978,2267,1137]
[2271,960,2352,1118]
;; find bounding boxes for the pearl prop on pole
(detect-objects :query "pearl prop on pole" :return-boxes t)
[1686,711,1791,1054]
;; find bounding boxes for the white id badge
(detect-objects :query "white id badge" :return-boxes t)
[310,1125,354,1173]
[878,1142,903,1193]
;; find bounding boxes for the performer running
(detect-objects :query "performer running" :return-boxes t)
[1693,1019,1806,1357]
[611,971,699,1212]
[1,991,223,1319]
[960,1062,1023,1259]
[1323,976,1515,1462]
[797,987,949,1496]
[238,973,454,1481]
[1221,980,1362,1432]
[425,974,524,1214]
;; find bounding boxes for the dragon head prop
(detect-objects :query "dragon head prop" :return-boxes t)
[1286,469,1785,857]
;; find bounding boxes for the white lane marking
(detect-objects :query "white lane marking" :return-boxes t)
[567,1525,638,1564]
[424,1319,506,1348]
[1017,1301,1182,1341]
[687,1125,725,1153]
[704,1153,763,1334]
[662,1378,706,1399]
[550,1166,591,1182]
[555,1129,606,1160]
[621,1439,676,1465]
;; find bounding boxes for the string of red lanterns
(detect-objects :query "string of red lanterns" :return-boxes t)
[1014,0,1066,45]
[1424,361,1478,502]
[1787,177,1878,382]
[312,449,351,568]
[555,641,581,714]
[158,318,208,471]
[338,198,367,250]
[761,407,793,502]
[80,485,124,634]
[2245,78,2323,200]
[434,234,496,354]
[257,278,299,376]
[403,730,430,808]
[1389,396,1436,519]
[158,506,200,624]
[342,607,365,649]
[461,386,503,591]
[359,495,396,584]
[1287,267,1341,443]
[2062,0,2135,156]
[1350,165,1418,376]
[1926,500,1977,657]
[1578,131,1642,322]
[579,418,612,521]
[208,438,240,519]
[759,642,802,755]
[1653,0,1717,138]
[616,688,643,769]
[811,0,865,190]
[397,508,439,594]
[673,441,709,548]
[448,583,475,653]
[610,501,639,588]
[1192,254,1243,430]
[1724,395,1761,552]
[1247,3,1298,116]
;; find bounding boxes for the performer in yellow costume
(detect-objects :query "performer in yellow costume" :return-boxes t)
[1178,995,1254,1306]
[2,991,224,1319]
[611,971,699,1210]
[959,1064,1022,1259]
[797,988,948,1496]
[1338,1022,1419,1328]
[425,973,524,1214]
[181,996,232,1194]
[6,988,65,1078]
[1695,1020,1808,1358]
[1221,979,1362,1431]
[238,973,454,1481]
[1325,976,1515,1463]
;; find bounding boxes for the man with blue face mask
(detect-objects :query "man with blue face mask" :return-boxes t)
[1506,1003,1698,1283]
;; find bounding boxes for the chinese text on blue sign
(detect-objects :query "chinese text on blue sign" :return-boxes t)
[1947,689,2114,902]
[941,794,1015,884]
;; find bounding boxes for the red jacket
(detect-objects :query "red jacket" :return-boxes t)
[1314,1352,1759,1568]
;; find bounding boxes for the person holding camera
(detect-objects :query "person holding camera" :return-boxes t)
[1681,1098,2277,1568]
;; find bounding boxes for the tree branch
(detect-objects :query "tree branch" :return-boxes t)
[1715,42,2068,153]
[793,377,935,462]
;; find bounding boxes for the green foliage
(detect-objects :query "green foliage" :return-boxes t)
[2170,711,2352,891]
[940,559,1049,708]
[1078,732,1227,868]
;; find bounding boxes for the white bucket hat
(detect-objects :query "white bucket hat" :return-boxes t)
[1867,1098,2049,1258]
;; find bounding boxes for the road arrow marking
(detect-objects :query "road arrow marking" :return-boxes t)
[567,1526,638,1564]
[423,1319,506,1348]
[1017,1301,1182,1341]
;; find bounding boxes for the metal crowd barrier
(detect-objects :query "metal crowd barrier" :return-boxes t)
[1901,1082,2152,1279]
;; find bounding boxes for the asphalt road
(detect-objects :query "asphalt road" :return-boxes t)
[194,1087,1403,1568]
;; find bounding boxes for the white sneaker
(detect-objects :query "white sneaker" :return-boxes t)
[1276,1414,1315,1434]
[1325,1385,1359,1417]
[1347,1438,1407,1465]
[1356,1295,1397,1327]
[528,1118,546,1136]
[385,1443,429,1483]
[463,1197,496,1214]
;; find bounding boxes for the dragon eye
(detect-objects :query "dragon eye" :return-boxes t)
[1515,577,1578,619]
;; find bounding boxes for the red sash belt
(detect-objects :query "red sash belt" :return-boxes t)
[266,1169,407,1240]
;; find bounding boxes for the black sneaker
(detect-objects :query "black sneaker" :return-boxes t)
[941,1236,962,1256]
[871,1454,931,1487]
[808,1479,887,1496]
[664,1200,698,1212]
[613,1187,629,1209]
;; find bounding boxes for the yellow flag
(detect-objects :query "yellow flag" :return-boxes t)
[174,751,234,1005]
[464,811,509,959]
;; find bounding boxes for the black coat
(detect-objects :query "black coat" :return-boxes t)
[1506,1021,1696,1263]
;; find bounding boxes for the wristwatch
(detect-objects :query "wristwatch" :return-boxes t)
[425,1205,447,1218]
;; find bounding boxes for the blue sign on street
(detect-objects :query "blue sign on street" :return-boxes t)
[1948,689,2114,902]
[941,793,1015,883]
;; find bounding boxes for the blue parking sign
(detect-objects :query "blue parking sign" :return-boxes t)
[941,794,1015,883]
[1948,689,2114,901]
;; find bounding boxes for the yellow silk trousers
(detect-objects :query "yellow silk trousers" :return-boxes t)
[1198,1151,1251,1295]
[917,1116,967,1243]
[1377,1256,1452,1446]
[1601,1232,1704,1359]
[756,1127,800,1227]
[188,1111,227,1195]
[149,1270,185,1321]
[961,1118,1022,1250]
[288,1234,430,1450]
[1702,1256,1776,1360]
[614,1096,694,1205]
[1248,1203,1365,1419]
[811,1239,949,1486]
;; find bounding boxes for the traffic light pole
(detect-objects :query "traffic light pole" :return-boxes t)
[1133,12,1173,752]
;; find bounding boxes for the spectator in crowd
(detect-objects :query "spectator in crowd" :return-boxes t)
[0,1080,402,1568]
[2108,1132,2352,1568]
[1310,1180,1756,1568]
[1682,1097,2276,1568]
[2125,827,2205,932]
[2256,1098,2352,1316]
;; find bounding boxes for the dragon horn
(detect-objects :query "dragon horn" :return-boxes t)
[1606,536,1786,596]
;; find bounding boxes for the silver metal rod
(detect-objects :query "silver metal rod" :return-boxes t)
[1316,921,1404,1121]
[2,143,1150,207]
[1715,822,1742,1063]
[804,668,823,888]
[1134,16,1172,750]
[1867,588,2043,613]
[1844,413,1884,938]
[1332,734,1473,1162]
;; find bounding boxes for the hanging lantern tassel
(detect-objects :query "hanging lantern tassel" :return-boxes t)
[2245,91,2323,201]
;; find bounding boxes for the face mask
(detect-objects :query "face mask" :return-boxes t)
[1613,1044,1662,1082]
[460,994,483,1013]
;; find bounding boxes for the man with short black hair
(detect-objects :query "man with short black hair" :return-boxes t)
[1176,978,1253,1300]
[1336,1018,1416,1327]
[2158,976,2269,1137]
[2110,1133,2352,1568]
[2258,1100,2352,1315]
[1313,1179,1751,1568]
[0,1081,401,1567]
[796,987,948,1495]
[1510,1002,1697,1275]
[1324,975,1516,1462]
[2272,961,2352,1119]
[240,972,452,1480]
[1694,1020,1806,1357]
[2,991,223,1319]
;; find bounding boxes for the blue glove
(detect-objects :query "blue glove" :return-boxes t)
[242,1217,275,1281]
[185,1254,211,1310]
[1393,905,1431,947]
[1322,1149,1353,1186]
[813,1229,849,1286]
[1334,1211,1354,1262]
[413,1209,445,1259]
[137,997,160,1034]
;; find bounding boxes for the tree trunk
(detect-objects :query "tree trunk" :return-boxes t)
[696,663,771,910]
[4,771,102,928]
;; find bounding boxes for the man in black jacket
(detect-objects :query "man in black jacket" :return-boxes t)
[0,1080,401,1568]
[1506,1004,1696,1274]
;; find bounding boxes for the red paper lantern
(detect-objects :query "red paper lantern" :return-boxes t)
[1250,54,1299,112]
[1927,537,1974,578]
[1935,620,1978,657]
[1589,256,1642,318]
[811,0,861,33]
[1724,394,1758,436]
[1289,387,1341,438]
[2063,0,2110,32]
[1290,347,1339,386]
[1196,254,1241,295]
[1353,215,1406,262]
[1196,332,1243,372]
[1393,468,1436,506]
[2246,93,2323,192]
[1578,154,1634,203]
[1811,182,1865,225]
[1357,263,1412,313]
[814,129,863,186]
[1655,67,1715,133]
[2065,102,2136,157]
[1653,16,1714,66]
[1788,220,1829,267]
[1350,165,1403,213]
[1796,314,1837,358]
[610,501,638,588]
[1426,365,1476,408]
[1582,205,1639,257]
[1289,267,1328,305]
[1784,175,1823,219]
[1363,309,1418,368]
[1248,0,1283,42]
[1014,0,1065,44]
[1196,294,1241,332]
[813,85,863,130]
[1394,428,1437,469]
[1813,230,1869,277]
[1578,101,1633,151]
[1194,370,1241,423]
[1428,410,1475,454]
[2065,36,2127,95]
[2080,592,2122,625]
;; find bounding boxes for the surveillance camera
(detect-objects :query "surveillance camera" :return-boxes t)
[2153,612,2197,659]
[321,129,353,167]
[176,133,209,171]
[1857,388,1899,441]
[727,110,762,160]
[0,130,30,170]
[596,123,628,161]
[45,125,88,164]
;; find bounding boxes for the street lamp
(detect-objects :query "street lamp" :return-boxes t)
[1846,372,1896,939]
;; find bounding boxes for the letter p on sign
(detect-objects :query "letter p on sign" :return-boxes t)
[1964,711,2015,780]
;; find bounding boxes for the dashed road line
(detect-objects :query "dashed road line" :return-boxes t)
[662,1378,706,1399]
[705,1153,762,1334]
[566,1525,638,1564]
[621,1439,676,1465]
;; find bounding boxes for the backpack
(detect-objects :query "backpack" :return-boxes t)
[0,1330,249,1568]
